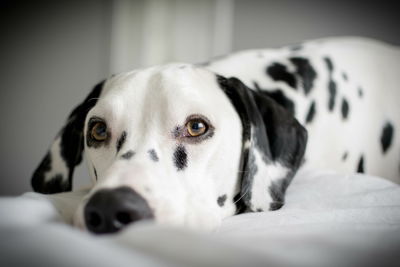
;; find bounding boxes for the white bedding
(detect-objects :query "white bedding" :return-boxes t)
[1,169,400,267]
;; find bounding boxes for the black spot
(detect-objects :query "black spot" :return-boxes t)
[357,155,365,173]
[328,80,337,111]
[93,167,97,181]
[341,98,349,120]
[324,57,334,72]
[148,149,159,162]
[289,57,317,95]
[121,150,135,160]
[305,100,316,124]
[358,87,363,98]
[380,122,394,154]
[342,72,348,81]
[324,57,337,111]
[253,82,295,115]
[266,62,297,89]
[116,131,127,153]
[217,194,227,207]
[173,145,187,171]
[256,208,264,212]
[342,151,348,161]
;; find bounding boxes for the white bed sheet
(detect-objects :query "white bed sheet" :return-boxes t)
[1,169,399,267]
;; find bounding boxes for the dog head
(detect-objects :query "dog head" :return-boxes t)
[32,64,307,233]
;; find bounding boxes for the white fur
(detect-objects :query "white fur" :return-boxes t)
[74,65,242,230]
[73,37,400,231]
[207,37,400,183]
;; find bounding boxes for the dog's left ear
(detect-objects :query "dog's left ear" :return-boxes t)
[217,76,307,213]
[31,80,105,194]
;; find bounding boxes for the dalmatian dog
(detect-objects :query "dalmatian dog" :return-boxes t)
[31,37,400,234]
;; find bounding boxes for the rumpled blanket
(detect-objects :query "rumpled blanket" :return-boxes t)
[1,169,399,267]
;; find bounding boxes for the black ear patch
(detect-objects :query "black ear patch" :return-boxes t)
[217,75,307,213]
[249,87,307,168]
[253,81,295,115]
[31,153,70,193]
[31,80,105,194]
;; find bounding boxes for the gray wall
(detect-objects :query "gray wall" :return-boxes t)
[0,0,399,195]
[233,0,400,50]
[0,1,112,195]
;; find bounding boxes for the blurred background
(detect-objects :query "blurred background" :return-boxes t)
[0,0,399,195]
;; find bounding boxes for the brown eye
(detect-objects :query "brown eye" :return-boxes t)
[91,122,107,141]
[187,119,207,137]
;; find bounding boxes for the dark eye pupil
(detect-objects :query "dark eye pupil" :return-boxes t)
[191,122,203,131]
[95,124,106,136]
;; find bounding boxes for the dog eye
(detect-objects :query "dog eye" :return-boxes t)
[91,122,107,141]
[187,119,208,137]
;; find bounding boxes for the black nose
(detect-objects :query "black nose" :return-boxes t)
[84,186,153,234]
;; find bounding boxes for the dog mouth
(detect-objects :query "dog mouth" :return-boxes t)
[83,186,154,234]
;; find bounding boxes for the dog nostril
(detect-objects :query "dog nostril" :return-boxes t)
[87,211,103,228]
[115,211,133,225]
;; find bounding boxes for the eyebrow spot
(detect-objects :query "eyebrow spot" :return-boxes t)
[148,149,159,162]
[121,150,135,160]
[116,131,127,153]
[173,145,187,171]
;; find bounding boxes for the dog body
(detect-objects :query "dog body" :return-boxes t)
[206,37,400,182]
[32,37,400,233]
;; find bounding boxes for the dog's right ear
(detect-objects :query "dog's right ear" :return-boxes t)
[31,80,106,194]
[217,75,307,213]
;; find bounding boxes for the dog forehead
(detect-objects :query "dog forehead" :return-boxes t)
[95,64,232,117]
[102,64,219,98]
